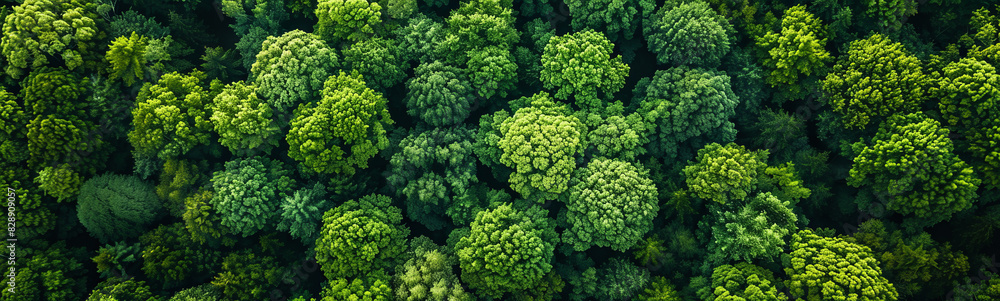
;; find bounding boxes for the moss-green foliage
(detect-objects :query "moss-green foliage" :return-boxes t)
[129,71,219,160]
[210,157,294,237]
[210,81,280,156]
[251,30,339,112]
[497,92,587,202]
[710,262,787,301]
[387,126,478,230]
[848,113,980,226]
[322,273,393,301]
[644,0,732,67]
[315,194,410,279]
[182,189,232,246]
[785,229,898,301]
[540,29,629,109]
[683,143,767,204]
[105,32,148,87]
[92,242,141,279]
[637,66,738,162]
[456,203,558,298]
[35,163,83,202]
[77,174,163,243]
[140,223,220,286]
[582,102,649,160]
[466,45,518,100]
[562,158,657,252]
[566,0,649,42]
[823,34,927,130]
[393,14,445,65]
[705,192,797,263]
[314,0,382,44]
[393,237,473,301]
[168,284,222,301]
[343,37,406,91]
[638,277,682,301]
[1,0,105,79]
[211,250,282,301]
[404,61,474,127]
[156,159,204,217]
[932,57,1000,188]
[86,277,159,301]
[0,242,88,301]
[756,5,830,99]
[287,71,393,175]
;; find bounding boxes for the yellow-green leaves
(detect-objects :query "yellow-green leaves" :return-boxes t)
[824,34,927,130]
[314,0,382,43]
[456,203,557,298]
[315,194,408,280]
[1,0,104,78]
[211,81,280,156]
[785,229,898,301]
[683,143,766,204]
[105,32,148,86]
[541,29,629,109]
[848,113,980,225]
[562,158,657,252]
[129,71,215,160]
[287,71,393,175]
[933,57,1000,188]
[757,5,830,98]
[498,92,586,202]
[251,30,339,112]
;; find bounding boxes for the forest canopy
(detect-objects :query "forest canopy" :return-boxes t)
[1,0,999,300]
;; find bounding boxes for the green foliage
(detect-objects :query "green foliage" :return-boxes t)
[596,258,650,300]
[437,0,519,64]
[211,250,282,301]
[277,183,330,244]
[466,45,518,99]
[706,192,798,263]
[200,46,243,82]
[287,71,393,175]
[404,61,474,126]
[644,0,732,67]
[314,0,382,43]
[540,29,628,109]
[756,5,831,98]
[933,57,1000,188]
[1,0,105,79]
[211,81,280,156]
[0,242,87,301]
[86,277,158,301]
[343,37,406,91]
[784,229,898,301]
[92,242,141,279]
[77,174,163,243]
[108,10,169,39]
[168,284,222,301]
[638,277,682,301]
[823,34,927,130]
[156,159,204,217]
[387,126,478,230]
[566,0,648,42]
[456,203,558,298]
[129,71,217,160]
[393,237,473,301]
[322,274,393,301]
[106,32,148,86]
[27,115,102,172]
[683,143,767,204]
[637,66,738,161]
[848,113,980,225]
[562,158,657,251]
[582,103,649,160]
[251,30,339,112]
[182,189,232,246]
[392,14,445,65]
[210,157,294,237]
[315,194,409,279]
[498,92,587,202]
[35,163,83,202]
[863,0,917,31]
[140,223,220,285]
[710,262,787,301]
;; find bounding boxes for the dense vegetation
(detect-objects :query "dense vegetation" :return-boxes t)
[1,0,999,300]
